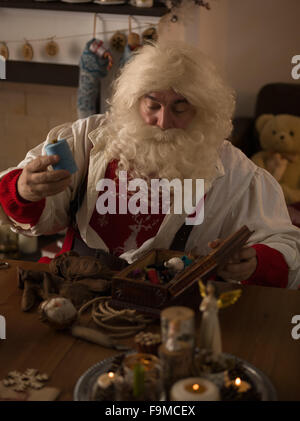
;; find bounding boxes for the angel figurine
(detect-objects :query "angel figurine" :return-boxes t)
[198,280,242,359]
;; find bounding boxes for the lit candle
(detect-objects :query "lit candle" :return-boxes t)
[97,372,116,389]
[226,377,251,393]
[170,377,220,401]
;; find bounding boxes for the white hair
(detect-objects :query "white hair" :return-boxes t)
[98,41,236,189]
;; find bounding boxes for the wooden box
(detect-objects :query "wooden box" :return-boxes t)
[111,226,253,317]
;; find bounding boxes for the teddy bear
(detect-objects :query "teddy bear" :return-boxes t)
[251,114,300,205]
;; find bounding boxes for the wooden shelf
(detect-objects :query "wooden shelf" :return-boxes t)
[2,60,79,87]
[0,0,168,16]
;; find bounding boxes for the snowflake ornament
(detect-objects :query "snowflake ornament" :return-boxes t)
[2,369,49,392]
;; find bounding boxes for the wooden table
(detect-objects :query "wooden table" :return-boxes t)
[1,259,300,401]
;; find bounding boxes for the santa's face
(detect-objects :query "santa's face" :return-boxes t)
[102,86,224,187]
[139,89,197,130]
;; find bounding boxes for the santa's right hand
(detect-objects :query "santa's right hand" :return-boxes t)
[17,155,72,202]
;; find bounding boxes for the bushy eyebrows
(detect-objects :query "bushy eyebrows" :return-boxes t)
[144,94,189,105]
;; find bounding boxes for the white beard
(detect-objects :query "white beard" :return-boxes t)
[101,109,225,191]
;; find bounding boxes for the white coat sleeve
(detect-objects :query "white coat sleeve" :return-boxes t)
[0,115,102,236]
[219,167,300,289]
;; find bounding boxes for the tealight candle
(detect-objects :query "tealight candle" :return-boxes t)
[233,377,251,393]
[97,372,116,389]
[170,377,220,401]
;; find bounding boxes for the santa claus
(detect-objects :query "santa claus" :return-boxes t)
[0,41,299,289]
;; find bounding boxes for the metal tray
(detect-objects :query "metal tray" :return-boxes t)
[73,352,277,401]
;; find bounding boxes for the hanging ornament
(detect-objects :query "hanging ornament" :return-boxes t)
[0,42,9,60]
[45,39,59,57]
[127,16,141,50]
[110,31,127,53]
[142,27,158,44]
[22,41,34,61]
[119,17,142,68]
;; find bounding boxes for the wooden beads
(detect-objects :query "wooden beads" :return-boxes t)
[45,40,59,57]
[22,42,34,61]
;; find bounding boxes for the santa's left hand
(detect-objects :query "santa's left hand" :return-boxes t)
[208,239,257,282]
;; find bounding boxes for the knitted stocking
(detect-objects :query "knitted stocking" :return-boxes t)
[77,38,111,119]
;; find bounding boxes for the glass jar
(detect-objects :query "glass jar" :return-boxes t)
[115,353,164,401]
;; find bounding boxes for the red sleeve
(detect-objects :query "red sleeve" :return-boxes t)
[242,243,289,288]
[0,169,45,227]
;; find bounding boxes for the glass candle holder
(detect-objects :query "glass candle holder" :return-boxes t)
[161,306,195,352]
[115,353,164,401]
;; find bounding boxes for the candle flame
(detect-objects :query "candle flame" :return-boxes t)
[108,372,115,379]
[235,377,241,386]
[192,384,200,391]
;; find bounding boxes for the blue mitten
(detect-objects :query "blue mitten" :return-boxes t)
[77,38,111,119]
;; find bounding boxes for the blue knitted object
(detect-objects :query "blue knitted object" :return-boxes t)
[77,39,110,119]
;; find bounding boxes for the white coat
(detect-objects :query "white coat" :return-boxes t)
[1,115,300,288]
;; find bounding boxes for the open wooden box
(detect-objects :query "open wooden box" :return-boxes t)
[111,226,253,317]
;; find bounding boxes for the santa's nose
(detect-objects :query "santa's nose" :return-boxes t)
[156,107,174,130]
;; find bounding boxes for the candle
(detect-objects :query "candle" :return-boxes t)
[97,372,116,390]
[225,376,251,393]
[170,377,220,401]
[233,377,251,393]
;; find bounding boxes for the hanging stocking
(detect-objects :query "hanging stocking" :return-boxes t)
[77,38,112,119]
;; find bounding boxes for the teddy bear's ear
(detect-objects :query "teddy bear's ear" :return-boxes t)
[256,114,274,133]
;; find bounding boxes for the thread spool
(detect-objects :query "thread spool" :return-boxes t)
[45,139,78,174]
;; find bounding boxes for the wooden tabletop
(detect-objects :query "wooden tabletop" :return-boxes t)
[0,259,300,401]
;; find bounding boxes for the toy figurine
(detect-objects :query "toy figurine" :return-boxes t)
[198,280,242,359]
